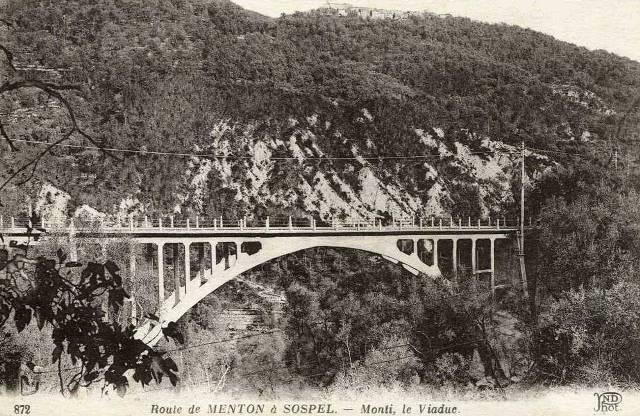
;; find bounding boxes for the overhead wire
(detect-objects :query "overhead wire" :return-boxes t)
[8,137,609,164]
[8,138,504,161]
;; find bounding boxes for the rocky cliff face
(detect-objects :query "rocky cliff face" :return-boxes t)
[169,118,553,221]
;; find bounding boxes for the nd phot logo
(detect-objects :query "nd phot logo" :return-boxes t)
[594,392,622,412]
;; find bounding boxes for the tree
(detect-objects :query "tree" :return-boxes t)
[536,280,640,384]
[0,233,182,396]
[528,183,640,384]
[531,188,640,294]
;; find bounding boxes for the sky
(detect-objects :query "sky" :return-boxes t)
[233,0,640,62]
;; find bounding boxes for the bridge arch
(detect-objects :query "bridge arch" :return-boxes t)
[134,234,445,346]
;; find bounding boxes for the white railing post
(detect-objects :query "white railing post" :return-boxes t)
[378,218,383,231]
[439,218,442,230]
[186,218,190,228]
[288,216,293,231]
[196,216,199,228]
[266,216,270,231]
[488,217,491,227]
[11,217,15,229]
[497,218,500,230]
[468,217,471,227]
[129,216,134,230]
[431,216,434,227]
[477,218,481,229]
[312,218,316,231]
[213,218,217,230]
[220,216,224,229]
[170,216,174,228]
[159,218,163,229]
[419,218,423,228]
[144,216,149,228]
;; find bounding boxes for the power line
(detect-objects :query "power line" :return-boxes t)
[8,138,504,161]
[9,138,608,164]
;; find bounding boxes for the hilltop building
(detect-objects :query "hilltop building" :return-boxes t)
[320,2,421,20]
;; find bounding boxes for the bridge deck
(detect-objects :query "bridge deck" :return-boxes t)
[1,224,525,238]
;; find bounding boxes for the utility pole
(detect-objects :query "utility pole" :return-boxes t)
[519,141,528,299]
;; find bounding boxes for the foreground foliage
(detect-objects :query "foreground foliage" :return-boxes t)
[0,236,181,396]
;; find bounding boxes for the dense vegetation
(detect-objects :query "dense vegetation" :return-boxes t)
[0,235,182,396]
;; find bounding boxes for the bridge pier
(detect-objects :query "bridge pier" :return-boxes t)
[157,242,165,304]
[129,242,137,323]
[471,238,477,277]
[68,221,78,262]
[433,239,439,270]
[181,242,190,303]
[490,238,496,297]
[100,243,109,320]
[452,239,458,280]
[209,243,215,282]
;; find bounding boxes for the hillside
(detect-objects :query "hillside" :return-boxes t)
[1,0,639,221]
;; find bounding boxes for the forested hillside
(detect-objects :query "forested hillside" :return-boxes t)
[2,0,639,220]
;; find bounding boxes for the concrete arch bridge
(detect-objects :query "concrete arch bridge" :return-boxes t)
[1,216,525,347]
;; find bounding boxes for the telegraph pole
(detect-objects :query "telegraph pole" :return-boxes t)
[519,141,528,299]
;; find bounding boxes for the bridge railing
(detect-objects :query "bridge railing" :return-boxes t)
[0,214,532,232]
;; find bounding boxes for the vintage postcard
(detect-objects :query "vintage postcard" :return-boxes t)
[0,0,639,415]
